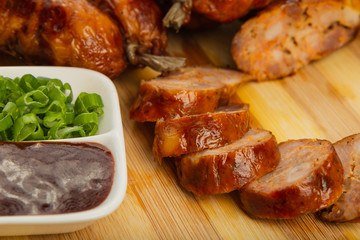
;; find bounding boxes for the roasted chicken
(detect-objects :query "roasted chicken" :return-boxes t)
[161,0,274,30]
[0,0,127,78]
[88,0,179,69]
[0,0,183,78]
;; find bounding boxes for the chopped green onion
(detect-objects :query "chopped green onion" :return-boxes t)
[0,74,104,141]
[75,92,104,116]
[0,113,13,132]
[13,113,39,141]
[73,112,99,136]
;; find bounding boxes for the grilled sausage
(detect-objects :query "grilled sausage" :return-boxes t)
[239,139,344,219]
[231,0,360,80]
[176,129,280,195]
[0,0,127,78]
[318,133,360,222]
[153,104,250,163]
[129,67,254,122]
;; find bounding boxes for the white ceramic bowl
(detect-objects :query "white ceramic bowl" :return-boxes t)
[0,66,127,236]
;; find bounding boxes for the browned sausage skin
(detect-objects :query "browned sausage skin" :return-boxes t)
[129,67,254,122]
[318,133,360,222]
[0,0,127,78]
[176,129,280,196]
[153,104,250,163]
[231,0,360,80]
[239,139,344,219]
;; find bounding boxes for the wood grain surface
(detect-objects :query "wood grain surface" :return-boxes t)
[2,22,360,240]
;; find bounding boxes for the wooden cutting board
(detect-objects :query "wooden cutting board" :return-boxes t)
[3,22,360,239]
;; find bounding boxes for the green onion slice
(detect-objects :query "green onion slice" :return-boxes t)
[0,74,104,141]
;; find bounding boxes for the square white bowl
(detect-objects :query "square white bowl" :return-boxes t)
[0,66,127,236]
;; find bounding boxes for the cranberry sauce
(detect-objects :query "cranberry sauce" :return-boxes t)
[0,141,114,215]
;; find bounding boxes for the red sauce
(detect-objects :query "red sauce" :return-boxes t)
[0,141,114,215]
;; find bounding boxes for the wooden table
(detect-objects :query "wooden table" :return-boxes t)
[2,22,360,239]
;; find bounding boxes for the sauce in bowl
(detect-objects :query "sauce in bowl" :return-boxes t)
[0,141,114,215]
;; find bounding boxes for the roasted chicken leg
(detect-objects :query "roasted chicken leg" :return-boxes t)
[0,0,127,78]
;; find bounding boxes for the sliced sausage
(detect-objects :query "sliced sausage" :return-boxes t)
[129,67,254,122]
[239,139,344,219]
[318,133,360,222]
[176,129,280,195]
[231,0,360,80]
[153,104,250,162]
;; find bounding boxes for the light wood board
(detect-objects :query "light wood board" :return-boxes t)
[2,22,360,240]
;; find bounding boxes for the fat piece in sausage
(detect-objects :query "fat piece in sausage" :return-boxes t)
[176,129,280,195]
[239,139,344,219]
[153,104,250,163]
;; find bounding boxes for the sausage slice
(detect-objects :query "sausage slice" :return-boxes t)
[231,0,360,80]
[318,133,360,222]
[129,67,254,122]
[176,129,280,195]
[153,104,250,162]
[239,139,344,219]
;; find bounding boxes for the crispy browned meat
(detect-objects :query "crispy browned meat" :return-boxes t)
[231,0,360,80]
[318,133,360,222]
[239,139,344,219]
[88,0,168,66]
[176,129,280,195]
[153,104,250,162]
[161,0,273,30]
[0,0,127,78]
[129,67,254,122]
[192,0,273,23]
